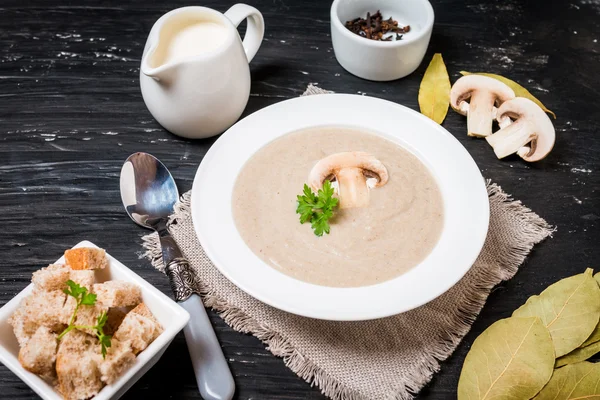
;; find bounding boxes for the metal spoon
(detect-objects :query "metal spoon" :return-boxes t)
[120,152,235,400]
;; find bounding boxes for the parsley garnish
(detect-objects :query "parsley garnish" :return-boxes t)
[296,180,339,236]
[57,280,112,358]
[96,311,112,358]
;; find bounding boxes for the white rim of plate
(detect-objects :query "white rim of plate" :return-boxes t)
[191,94,489,321]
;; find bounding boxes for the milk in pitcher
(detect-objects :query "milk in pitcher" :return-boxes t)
[151,21,228,66]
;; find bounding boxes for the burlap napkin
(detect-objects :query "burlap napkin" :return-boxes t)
[142,85,554,400]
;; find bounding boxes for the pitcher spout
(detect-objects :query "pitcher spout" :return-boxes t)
[141,61,176,83]
[141,43,177,83]
[140,32,180,83]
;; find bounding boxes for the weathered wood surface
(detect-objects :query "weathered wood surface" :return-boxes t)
[0,0,598,398]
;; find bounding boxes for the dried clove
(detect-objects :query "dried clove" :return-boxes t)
[345,10,410,41]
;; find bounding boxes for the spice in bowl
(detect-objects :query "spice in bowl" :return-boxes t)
[345,10,410,41]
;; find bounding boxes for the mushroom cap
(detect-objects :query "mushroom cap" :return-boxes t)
[495,97,555,162]
[450,75,515,116]
[308,151,389,190]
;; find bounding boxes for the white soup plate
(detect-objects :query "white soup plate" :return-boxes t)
[191,94,489,321]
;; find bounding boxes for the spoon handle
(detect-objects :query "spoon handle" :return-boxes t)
[164,254,235,400]
[180,294,236,400]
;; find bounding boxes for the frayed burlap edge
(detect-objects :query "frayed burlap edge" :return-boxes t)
[141,182,554,400]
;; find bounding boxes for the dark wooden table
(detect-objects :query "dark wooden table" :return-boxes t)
[1,0,598,398]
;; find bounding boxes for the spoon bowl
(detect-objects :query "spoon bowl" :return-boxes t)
[120,152,179,228]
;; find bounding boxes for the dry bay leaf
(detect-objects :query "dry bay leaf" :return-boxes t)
[555,341,600,368]
[460,71,556,119]
[535,362,600,399]
[457,317,554,400]
[582,323,600,348]
[419,53,451,124]
[513,268,600,357]
[575,272,600,348]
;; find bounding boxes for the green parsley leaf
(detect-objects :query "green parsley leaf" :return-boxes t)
[296,180,338,236]
[96,311,108,328]
[81,292,97,306]
[96,311,112,359]
[296,201,314,224]
[99,334,112,358]
[64,280,87,299]
[303,184,318,202]
[311,212,331,237]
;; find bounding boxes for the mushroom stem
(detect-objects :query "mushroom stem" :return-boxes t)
[466,91,496,137]
[490,97,555,162]
[497,115,512,129]
[450,75,515,138]
[336,168,369,209]
[486,120,536,159]
[308,151,389,209]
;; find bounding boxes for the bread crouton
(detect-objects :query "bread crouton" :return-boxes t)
[103,307,128,336]
[98,339,136,384]
[64,247,108,271]
[31,263,94,294]
[32,264,71,292]
[18,326,58,381]
[93,281,141,307]
[56,351,103,400]
[69,269,95,290]
[130,303,159,322]
[56,355,102,400]
[114,303,162,354]
[61,294,108,336]
[73,303,109,337]
[57,329,99,356]
[13,290,68,336]
[9,307,33,347]
[56,331,103,400]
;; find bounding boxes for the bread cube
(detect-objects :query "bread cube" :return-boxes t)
[74,303,109,337]
[32,264,71,292]
[69,269,95,290]
[9,307,34,347]
[114,303,162,354]
[13,290,68,336]
[61,296,77,324]
[93,281,141,307]
[57,329,100,356]
[56,350,102,399]
[56,329,103,399]
[64,247,108,270]
[61,294,108,336]
[18,326,58,381]
[56,355,102,400]
[98,339,136,384]
[131,303,160,322]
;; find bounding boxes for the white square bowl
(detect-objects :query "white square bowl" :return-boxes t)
[0,240,190,400]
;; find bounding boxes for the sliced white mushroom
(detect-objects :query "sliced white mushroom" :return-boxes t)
[308,151,388,209]
[486,97,555,162]
[450,75,516,137]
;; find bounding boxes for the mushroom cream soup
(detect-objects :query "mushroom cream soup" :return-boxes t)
[232,127,444,288]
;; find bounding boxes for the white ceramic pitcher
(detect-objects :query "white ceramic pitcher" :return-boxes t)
[140,4,264,139]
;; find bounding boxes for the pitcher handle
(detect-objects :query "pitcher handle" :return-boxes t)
[224,3,264,63]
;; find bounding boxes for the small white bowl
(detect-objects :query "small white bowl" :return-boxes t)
[330,0,434,81]
[0,240,190,400]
